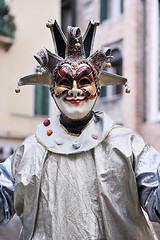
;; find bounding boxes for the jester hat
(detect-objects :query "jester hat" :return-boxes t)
[16,19,128,94]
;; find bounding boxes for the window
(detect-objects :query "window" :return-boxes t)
[0,0,16,38]
[100,48,122,101]
[34,86,49,116]
[34,67,49,116]
[158,1,160,113]
[100,0,123,22]
[61,0,76,35]
[150,0,160,121]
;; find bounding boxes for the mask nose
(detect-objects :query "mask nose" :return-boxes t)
[73,79,78,89]
[68,80,83,98]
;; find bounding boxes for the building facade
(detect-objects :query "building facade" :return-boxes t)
[74,0,160,151]
[0,0,160,238]
[0,0,60,161]
[0,1,61,238]
[75,0,160,235]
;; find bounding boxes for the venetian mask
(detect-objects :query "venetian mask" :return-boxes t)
[53,62,98,120]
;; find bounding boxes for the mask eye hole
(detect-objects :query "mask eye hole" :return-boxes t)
[58,78,72,88]
[79,78,91,87]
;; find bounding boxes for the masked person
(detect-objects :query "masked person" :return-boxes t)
[0,20,160,240]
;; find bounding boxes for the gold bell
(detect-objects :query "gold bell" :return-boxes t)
[46,22,52,28]
[75,42,81,49]
[106,62,111,68]
[15,86,20,93]
[125,87,131,94]
[94,21,100,26]
[38,71,43,77]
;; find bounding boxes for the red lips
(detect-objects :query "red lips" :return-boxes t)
[66,99,83,104]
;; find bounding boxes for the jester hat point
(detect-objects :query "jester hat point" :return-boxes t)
[16,19,129,94]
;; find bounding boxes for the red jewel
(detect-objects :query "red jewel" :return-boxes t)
[47,129,53,136]
[92,133,98,139]
[43,119,50,126]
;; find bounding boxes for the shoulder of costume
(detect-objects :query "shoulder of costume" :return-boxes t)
[12,133,48,179]
[35,112,115,155]
[107,124,136,137]
[14,134,46,156]
[108,124,146,141]
[105,124,149,156]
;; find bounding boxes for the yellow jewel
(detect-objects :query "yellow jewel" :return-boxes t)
[71,61,79,70]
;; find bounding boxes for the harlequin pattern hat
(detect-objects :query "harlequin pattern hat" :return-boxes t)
[15,19,129,94]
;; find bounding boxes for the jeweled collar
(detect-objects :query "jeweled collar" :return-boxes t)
[35,112,115,155]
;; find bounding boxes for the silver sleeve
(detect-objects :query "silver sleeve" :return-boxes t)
[0,155,15,224]
[136,146,160,223]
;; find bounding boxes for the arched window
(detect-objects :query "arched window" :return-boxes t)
[100,0,123,22]
[61,0,76,35]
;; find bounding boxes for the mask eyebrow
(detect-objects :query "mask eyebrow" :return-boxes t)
[56,66,73,83]
[76,67,94,82]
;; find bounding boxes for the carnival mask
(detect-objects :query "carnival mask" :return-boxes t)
[16,20,128,111]
[53,62,97,120]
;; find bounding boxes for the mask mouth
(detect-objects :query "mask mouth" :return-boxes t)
[65,95,86,104]
[53,91,98,121]
[65,99,84,104]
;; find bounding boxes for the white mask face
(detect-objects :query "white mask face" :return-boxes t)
[53,63,97,120]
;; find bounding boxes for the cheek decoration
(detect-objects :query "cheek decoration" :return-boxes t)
[54,90,68,98]
[90,94,96,99]
[54,65,73,98]
[85,90,96,99]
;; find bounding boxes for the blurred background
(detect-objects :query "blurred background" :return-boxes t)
[0,0,160,239]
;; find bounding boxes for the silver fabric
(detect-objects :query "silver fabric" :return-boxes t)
[136,146,160,223]
[12,114,157,240]
[0,155,15,224]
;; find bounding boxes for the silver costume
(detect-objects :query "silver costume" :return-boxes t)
[0,112,160,240]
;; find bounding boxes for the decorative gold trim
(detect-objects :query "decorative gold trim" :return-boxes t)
[102,123,115,142]
[60,124,80,136]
